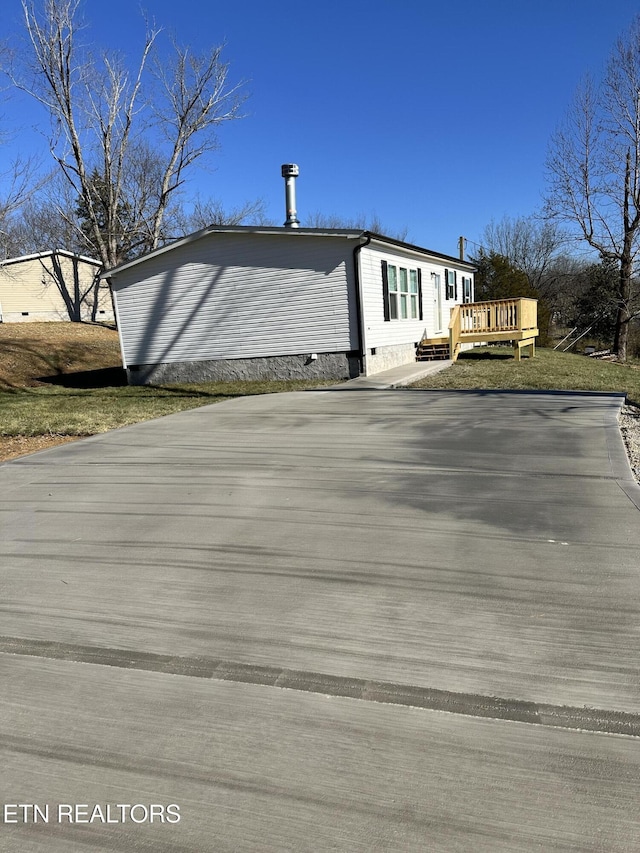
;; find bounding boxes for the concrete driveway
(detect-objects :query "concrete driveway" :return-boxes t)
[2,387,640,851]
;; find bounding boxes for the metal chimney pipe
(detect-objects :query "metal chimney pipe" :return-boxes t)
[281,164,300,228]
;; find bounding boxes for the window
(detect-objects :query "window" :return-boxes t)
[399,268,408,318]
[387,264,398,319]
[462,276,472,304]
[382,261,422,321]
[444,269,457,300]
[409,270,419,319]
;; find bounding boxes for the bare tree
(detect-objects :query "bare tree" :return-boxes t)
[167,195,271,237]
[477,214,587,327]
[5,0,246,269]
[147,38,246,249]
[0,102,44,255]
[479,215,566,292]
[545,17,640,361]
[306,210,409,241]
[0,155,41,257]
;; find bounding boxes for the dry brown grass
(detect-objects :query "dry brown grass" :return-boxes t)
[0,321,121,389]
[0,434,81,462]
[0,322,121,460]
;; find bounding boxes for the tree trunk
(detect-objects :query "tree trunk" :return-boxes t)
[614,251,633,361]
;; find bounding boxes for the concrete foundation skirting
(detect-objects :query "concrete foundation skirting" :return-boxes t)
[364,342,418,376]
[127,352,361,385]
[1,310,114,323]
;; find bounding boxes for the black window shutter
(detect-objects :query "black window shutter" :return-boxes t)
[444,268,449,299]
[454,271,458,301]
[417,268,423,321]
[381,260,390,321]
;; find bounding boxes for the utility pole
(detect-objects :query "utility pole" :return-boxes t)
[459,236,466,261]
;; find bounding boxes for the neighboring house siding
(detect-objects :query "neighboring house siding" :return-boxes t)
[112,232,359,368]
[359,243,473,373]
[0,253,109,322]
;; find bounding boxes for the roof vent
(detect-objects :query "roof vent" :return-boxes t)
[281,164,300,228]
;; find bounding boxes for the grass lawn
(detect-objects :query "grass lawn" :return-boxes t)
[411,345,640,405]
[0,380,338,437]
[0,323,337,461]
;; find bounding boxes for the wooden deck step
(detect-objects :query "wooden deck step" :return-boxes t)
[416,341,450,361]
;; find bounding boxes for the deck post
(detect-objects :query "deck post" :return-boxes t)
[513,338,536,361]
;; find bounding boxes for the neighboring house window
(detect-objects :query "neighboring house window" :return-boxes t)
[444,269,457,300]
[462,276,473,303]
[382,261,423,321]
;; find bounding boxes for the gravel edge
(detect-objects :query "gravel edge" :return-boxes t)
[619,404,640,484]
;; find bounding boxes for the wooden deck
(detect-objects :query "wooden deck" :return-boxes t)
[418,298,539,362]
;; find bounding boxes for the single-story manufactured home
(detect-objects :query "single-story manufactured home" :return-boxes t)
[0,250,112,323]
[102,226,477,384]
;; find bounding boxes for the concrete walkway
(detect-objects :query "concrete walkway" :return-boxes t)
[1,385,640,851]
[336,358,453,389]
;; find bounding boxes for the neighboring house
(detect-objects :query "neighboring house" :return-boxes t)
[102,226,476,384]
[0,250,113,323]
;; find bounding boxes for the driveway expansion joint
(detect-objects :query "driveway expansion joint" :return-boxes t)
[2,636,639,738]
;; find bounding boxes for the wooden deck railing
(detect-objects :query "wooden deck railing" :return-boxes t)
[449,298,538,361]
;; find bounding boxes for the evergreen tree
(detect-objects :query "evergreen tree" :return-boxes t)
[570,260,621,344]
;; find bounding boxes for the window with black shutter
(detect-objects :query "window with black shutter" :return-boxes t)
[445,269,457,300]
[382,260,423,320]
[381,260,391,321]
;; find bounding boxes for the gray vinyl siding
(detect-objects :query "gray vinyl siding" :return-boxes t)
[112,232,358,367]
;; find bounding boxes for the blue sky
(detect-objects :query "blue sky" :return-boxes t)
[2,0,638,258]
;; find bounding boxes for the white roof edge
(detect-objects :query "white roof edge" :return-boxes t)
[365,234,476,269]
[0,249,102,268]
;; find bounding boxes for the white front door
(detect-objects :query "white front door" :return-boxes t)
[433,273,443,334]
